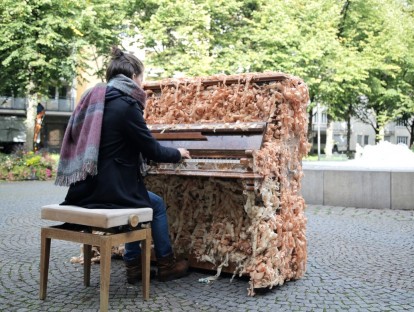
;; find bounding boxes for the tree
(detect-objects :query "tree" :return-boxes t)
[337,0,414,143]
[0,0,131,151]
[129,0,213,77]
[129,0,262,78]
[394,55,414,147]
[129,0,414,150]
[4,0,406,152]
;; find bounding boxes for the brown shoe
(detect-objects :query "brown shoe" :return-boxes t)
[125,258,142,284]
[125,258,156,284]
[157,254,189,282]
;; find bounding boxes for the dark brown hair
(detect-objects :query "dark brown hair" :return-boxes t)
[105,46,144,82]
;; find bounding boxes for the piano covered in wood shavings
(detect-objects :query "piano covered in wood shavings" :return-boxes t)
[143,72,309,295]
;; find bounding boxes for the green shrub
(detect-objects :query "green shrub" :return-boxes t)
[0,151,57,181]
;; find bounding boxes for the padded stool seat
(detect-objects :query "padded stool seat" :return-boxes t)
[41,204,153,228]
[39,204,153,312]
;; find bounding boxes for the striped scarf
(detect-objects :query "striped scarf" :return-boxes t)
[55,74,146,186]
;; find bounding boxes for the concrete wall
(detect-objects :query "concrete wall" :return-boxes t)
[301,169,414,210]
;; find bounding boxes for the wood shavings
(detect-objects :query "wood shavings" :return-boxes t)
[144,72,309,296]
[70,233,125,264]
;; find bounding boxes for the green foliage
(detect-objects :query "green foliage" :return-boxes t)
[0,0,132,151]
[1,0,413,150]
[336,0,414,139]
[130,0,212,77]
[25,154,42,166]
[130,0,413,127]
[0,0,131,95]
[0,151,56,181]
[245,0,347,105]
[1,0,79,95]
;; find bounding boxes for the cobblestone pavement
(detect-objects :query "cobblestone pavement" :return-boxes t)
[1,181,413,312]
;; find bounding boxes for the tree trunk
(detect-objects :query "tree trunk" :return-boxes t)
[325,119,333,157]
[307,110,314,143]
[25,82,37,152]
[409,120,414,148]
[374,126,380,144]
[346,114,351,153]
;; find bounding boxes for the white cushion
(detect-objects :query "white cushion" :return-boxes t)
[41,204,153,228]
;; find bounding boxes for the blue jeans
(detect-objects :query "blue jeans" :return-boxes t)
[123,191,173,262]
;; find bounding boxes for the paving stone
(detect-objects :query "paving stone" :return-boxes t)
[1,181,413,311]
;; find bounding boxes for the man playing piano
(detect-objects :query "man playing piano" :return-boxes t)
[55,46,191,283]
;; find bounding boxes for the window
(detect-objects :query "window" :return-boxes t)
[48,85,69,100]
[2,88,13,97]
[396,119,406,127]
[357,135,369,146]
[48,86,56,99]
[48,126,64,147]
[397,136,408,145]
[59,86,68,99]
[312,111,327,124]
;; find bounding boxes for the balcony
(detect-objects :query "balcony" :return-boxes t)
[312,123,327,131]
[44,99,74,112]
[0,97,26,111]
[0,96,74,115]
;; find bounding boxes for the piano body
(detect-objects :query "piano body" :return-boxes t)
[143,72,309,295]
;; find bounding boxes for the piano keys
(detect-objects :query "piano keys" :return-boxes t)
[147,122,265,181]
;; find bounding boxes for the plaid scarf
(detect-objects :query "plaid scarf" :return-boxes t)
[55,74,147,186]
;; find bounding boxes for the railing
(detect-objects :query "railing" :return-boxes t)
[44,99,74,112]
[0,97,26,110]
[311,124,327,131]
[0,96,74,112]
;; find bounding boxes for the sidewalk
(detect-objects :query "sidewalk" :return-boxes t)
[0,181,413,311]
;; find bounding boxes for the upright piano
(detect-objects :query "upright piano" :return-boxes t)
[143,72,309,295]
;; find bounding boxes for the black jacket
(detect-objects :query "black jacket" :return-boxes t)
[62,86,181,208]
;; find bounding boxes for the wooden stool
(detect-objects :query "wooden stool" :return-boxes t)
[39,204,153,312]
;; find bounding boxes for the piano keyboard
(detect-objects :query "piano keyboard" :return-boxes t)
[147,156,259,179]
[183,158,241,164]
[146,121,265,179]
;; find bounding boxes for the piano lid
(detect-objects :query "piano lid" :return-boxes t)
[144,72,291,91]
[149,122,267,153]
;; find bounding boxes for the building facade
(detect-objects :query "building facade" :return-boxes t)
[311,106,412,154]
[0,84,74,153]
[2,81,411,154]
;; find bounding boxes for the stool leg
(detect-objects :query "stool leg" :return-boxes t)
[83,244,92,287]
[99,238,112,312]
[141,228,151,300]
[39,229,51,300]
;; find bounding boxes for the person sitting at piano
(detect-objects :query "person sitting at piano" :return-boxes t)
[55,46,191,283]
